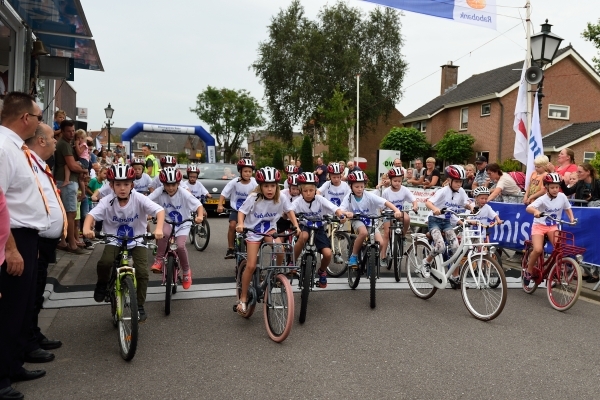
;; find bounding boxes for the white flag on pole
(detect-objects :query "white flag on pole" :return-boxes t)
[513,60,528,165]
[526,93,544,190]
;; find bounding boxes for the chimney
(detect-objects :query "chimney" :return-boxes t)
[440,61,459,95]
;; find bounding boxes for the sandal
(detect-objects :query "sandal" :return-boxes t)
[236,301,248,317]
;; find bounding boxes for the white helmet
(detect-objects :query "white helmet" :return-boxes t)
[255,166,281,183]
[472,186,490,197]
[297,172,317,185]
[327,163,342,174]
[159,166,182,184]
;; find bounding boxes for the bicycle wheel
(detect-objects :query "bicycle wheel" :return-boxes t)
[327,231,350,277]
[348,241,361,289]
[460,255,507,322]
[117,275,138,361]
[165,255,174,316]
[547,257,582,312]
[392,234,402,282]
[263,273,294,343]
[404,240,437,299]
[193,219,211,251]
[236,259,256,318]
[369,247,377,309]
[109,288,118,328]
[521,246,538,294]
[299,254,313,324]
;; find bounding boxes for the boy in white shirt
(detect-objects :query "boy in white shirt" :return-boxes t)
[292,172,346,288]
[148,167,203,290]
[83,164,165,322]
[277,174,301,234]
[466,186,503,230]
[340,171,404,268]
[185,164,211,218]
[130,158,152,195]
[420,165,473,279]
[283,164,298,190]
[317,162,350,207]
[217,158,258,259]
[380,167,418,269]
[148,155,189,192]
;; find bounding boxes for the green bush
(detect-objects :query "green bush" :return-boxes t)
[589,152,600,172]
[300,135,314,172]
[365,168,378,188]
[499,158,522,172]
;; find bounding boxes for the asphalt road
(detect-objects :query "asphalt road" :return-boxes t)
[22,215,600,399]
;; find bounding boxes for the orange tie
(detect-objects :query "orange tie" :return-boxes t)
[22,144,50,214]
[44,164,68,239]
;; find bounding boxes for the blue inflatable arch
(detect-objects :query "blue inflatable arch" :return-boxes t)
[120,122,216,163]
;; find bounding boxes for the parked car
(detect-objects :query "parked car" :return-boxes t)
[179,163,238,213]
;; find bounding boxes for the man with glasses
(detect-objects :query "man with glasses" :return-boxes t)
[392,158,406,176]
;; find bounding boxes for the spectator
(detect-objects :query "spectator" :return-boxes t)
[408,158,425,186]
[462,164,476,192]
[0,188,8,279]
[471,155,490,190]
[339,160,348,179]
[555,147,577,182]
[486,163,522,203]
[0,92,50,400]
[392,158,407,176]
[52,109,65,135]
[375,173,390,196]
[422,157,440,188]
[314,157,327,188]
[295,159,303,173]
[523,155,549,205]
[53,120,88,254]
[560,162,600,206]
[221,167,235,180]
[404,168,413,186]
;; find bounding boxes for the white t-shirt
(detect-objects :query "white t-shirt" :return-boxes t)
[221,177,258,210]
[239,192,292,235]
[291,194,340,228]
[148,187,202,236]
[467,203,498,225]
[98,184,138,200]
[30,151,63,239]
[530,193,571,226]
[186,180,209,199]
[318,181,351,207]
[149,175,188,191]
[427,186,471,220]
[382,186,415,211]
[340,190,386,226]
[134,173,152,194]
[281,188,301,204]
[88,191,163,249]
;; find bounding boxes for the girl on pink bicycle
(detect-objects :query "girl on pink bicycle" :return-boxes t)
[524,173,576,284]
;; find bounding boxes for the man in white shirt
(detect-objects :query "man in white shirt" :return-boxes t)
[0,92,49,399]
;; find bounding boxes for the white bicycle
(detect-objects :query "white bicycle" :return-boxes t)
[403,209,507,321]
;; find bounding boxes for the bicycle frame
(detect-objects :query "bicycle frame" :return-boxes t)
[350,214,385,277]
[160,217,194,284]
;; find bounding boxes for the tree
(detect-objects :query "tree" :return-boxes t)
[191,86,264,163]
[589,151,600,172]
[300,135,313,172]
[272,148,285,170]
[380,127,430,162]
[318,87,353,163]
[436,130,476,164]
[582,19,600,71]
[253,0,407,154]
[252,138,286,169]
[176,152,189,164]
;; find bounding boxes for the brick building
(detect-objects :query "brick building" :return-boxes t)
[400,46,600,166]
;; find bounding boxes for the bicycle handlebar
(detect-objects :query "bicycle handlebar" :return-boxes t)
[538,212,577,226]
[439,208,480,218]
[97,232,155,241]
[241,228,296,238]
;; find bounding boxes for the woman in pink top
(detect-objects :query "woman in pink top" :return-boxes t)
[0,188,10,269]
[555,148,577,182]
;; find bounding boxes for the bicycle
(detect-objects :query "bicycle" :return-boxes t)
[521,213,583,311]
[233,229,296,342]
[97,231,154,361]
[161,214,195,316]
[295,213,342,324]
[403,209,507,321]
[324,217,351,278]
[189,195,211,251]
[220,208,247,273]
[383,210,417,282]
[347,211,395,309]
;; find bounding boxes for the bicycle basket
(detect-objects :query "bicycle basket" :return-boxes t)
[462,225,486,244]
[555,231,586,257]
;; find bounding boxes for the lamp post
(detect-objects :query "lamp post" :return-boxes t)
[104,103,114,154]
[530,20,563,113]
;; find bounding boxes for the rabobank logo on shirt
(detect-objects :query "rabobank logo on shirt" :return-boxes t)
[236,198,245,210]
[330,197,341,207]
[545,213,558,226]
[168,210,183,223]
[254,221,271,233]
[116,224,135,245]
[362,0,497,30]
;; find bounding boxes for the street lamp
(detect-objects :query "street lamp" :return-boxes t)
[104,103,114,155]
[530,20,563,113]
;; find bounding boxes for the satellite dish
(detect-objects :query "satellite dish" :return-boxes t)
[525,66,543,85]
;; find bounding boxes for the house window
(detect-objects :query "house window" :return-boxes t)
[584,152,596,163]
[481,103,491,116]
[412,121,421,131]
[420,120,427,133]
[476,151,490,163]
[137,142,158,151]
[460,107,468,130]
[548,104,569,120]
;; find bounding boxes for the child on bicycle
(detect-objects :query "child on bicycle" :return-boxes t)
[524,173,576,284]
[291,172,347,288]
[235,167,300,316]
[317,162,350,207]
[277,174,301,234]
[340,171,404,269]
[130,158,152,195]
[283,164,298,189]
[148,155,188,192]
[83,164,165,322]
[420,165,474,280]
[380,167,419,268]
[148,167,203,290]
[185,164,210,200]
[217,158,258,259]
[467,186,503,231]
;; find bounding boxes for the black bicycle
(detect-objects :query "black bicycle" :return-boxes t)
[97,232,154,361]
[189,195,211,251]
[220,208,247,274]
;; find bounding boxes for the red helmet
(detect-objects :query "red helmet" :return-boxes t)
[544,172,561,185]
[237,158,256,172]
[446,165,467,180]
[347,171,368,184]
[160,155,177,166]
[159,167,182,184]
[327,163,342,174]
[297,172,317,185]
[287,175,299,186]
[255,166,280,183]
[187,164,200,175]
[130,158,145,167]
[107,163,136,181]
[388,167,404,178]
[285,165,298,174]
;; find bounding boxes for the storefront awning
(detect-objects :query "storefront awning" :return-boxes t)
[7,0,103,71]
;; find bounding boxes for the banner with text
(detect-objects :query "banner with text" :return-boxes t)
[377,150,401,181]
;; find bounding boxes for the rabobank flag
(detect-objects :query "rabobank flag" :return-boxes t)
[362,0,497,30]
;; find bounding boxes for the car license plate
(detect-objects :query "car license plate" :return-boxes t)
[205,198,219,204]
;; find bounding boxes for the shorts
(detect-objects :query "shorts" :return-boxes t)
[531,224,558,237]
[277,218,293,233]
[57,181,78,212]
[351,220,366,233]
[301,227,331,251]
[229,210,238,223]
[246,228,276,243]
[428,215,454,233]
[79,159,90,170]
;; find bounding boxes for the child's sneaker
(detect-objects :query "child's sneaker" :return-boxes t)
[523,271,532,286]
[419,260,431,278]
[224,248,235,259]
[317,270,327,288]
[380,257,389,269]
[182,271,192,290]
[151,260,163,274]
[348,254,358,269]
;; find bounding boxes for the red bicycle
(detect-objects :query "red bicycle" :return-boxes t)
[521,214,584,311]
